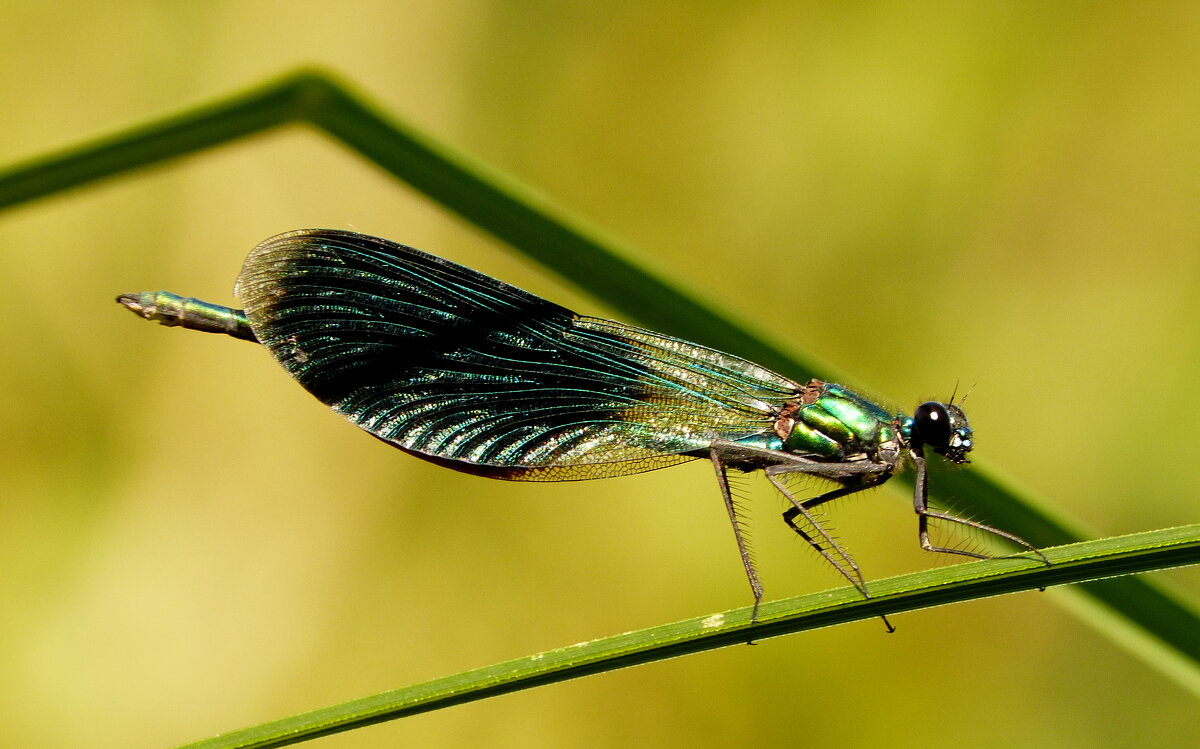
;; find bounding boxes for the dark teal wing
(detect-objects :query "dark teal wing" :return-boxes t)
[234,229,800,481]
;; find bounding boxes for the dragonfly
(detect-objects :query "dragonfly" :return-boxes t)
[118,228,1047,624]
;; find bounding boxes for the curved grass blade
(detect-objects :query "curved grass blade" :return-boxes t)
[1,68,1196,679]
[176,525,1200,749]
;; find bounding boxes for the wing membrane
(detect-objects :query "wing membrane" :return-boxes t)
[235,229,800,480]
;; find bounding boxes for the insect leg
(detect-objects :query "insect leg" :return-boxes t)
[772,479,870,595]
[912,454,1050,566]
[710,449,764,621]
[767,469,895,633]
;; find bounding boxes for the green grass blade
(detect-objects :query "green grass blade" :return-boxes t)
[0,69,817,377]
[927,459,1200,671]
[298,73,820,375]
[0,68,1196,682]
[0,71,314,211]
[175,525,1200,749]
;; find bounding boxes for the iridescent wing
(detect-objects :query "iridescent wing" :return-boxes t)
[234,229,801,480]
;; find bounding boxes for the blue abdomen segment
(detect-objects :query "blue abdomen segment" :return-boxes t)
[782,382,898,460]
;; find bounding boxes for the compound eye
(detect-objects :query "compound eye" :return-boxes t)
[913,401,952,448]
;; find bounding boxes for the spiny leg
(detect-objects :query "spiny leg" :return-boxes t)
[773,478,870,596]
[768,471,895,633]
[912,455,1051,566]
[711,450,764,621]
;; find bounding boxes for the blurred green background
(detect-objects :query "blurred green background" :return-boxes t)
[1,2,1198,747]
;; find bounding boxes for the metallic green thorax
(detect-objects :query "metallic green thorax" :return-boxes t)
[775,380,900,461]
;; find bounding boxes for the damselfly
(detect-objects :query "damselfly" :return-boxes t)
[118,229,1046,623]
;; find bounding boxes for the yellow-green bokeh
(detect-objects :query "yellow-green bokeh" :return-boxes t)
[1,2,1197,747]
